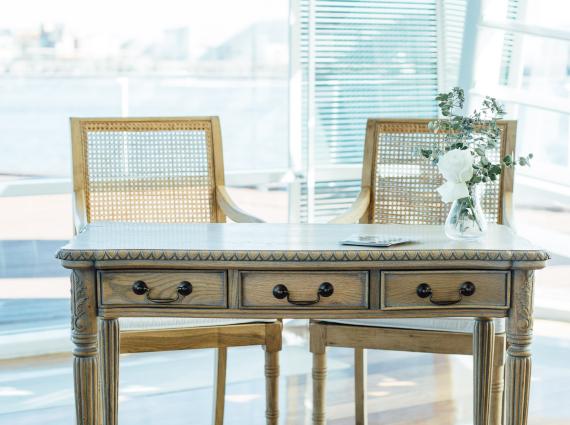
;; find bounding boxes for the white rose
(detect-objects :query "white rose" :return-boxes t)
[436,149,474,203]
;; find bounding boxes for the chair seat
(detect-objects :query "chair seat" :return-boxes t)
[119,317,275,331]
[316,317,505,334]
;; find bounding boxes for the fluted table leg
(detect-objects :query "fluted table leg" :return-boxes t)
[505,270,534,425]
[474,318,495,425]
[99,319,119,425]
[70,269,100,425]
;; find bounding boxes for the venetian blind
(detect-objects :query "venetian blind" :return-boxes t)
[295,0,441,222]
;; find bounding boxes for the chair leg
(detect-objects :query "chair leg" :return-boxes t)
[474,318,495,425]
[490,362,505,425]
[310,322,327,425]
[354,348,368,425]
[264,322,282,425]
[99,319,119,425]
[213,347,228,425]
[265,350,279,425]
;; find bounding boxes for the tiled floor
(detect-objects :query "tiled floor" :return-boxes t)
[1,320,569,425]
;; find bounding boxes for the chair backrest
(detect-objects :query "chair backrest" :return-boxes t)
[70,117,226,231]
[360,119,517,225]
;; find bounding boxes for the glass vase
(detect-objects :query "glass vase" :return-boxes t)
[444,184,488,240]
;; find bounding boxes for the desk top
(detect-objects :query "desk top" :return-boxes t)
[56,223,549,264]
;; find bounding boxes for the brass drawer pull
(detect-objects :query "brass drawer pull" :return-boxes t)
[416,281,476,306]
[131,280,193,304]
[272,282,334,306]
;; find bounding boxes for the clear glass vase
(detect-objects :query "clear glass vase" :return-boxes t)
[444,184,488,240]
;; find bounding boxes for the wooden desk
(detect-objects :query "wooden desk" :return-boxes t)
[57,223,548,425]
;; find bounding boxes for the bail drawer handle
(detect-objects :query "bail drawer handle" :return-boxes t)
[132,280,193,304]
[272,282,334,306]
[416,281,475,306]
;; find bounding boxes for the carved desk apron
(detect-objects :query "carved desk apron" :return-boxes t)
[56,223,548,425]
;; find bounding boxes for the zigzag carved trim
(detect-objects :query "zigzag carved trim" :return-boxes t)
[56,248,550,263]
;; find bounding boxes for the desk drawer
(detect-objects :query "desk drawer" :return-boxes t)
[100,271,227,307]
[381,271,509,310]
[239,271,369,309]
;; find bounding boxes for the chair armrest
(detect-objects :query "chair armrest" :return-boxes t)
[328,188,371,224]
[216,186,264,223]
[502,192,515,231]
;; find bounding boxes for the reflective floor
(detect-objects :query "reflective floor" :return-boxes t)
[1,320,569,425]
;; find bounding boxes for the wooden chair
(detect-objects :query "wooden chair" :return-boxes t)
[310,118,517,425]
[70,117,281,425]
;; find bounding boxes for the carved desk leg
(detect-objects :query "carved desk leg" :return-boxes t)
[505,270,534,425]
[99,319,119,425]
[474,318,495,425]
[70,269,100,425]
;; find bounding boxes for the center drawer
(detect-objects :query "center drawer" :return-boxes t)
[99,271,227,308]
[239,271,369,309]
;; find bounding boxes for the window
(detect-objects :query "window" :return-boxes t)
[475,0,570,182]
[0,0,289,178]
[291,0,441,222]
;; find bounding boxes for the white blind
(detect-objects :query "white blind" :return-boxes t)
[440,0,467,89]
[294,0,441,222]
[498,0,522,85]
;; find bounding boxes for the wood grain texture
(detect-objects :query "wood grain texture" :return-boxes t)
[310,321,506,425]
[381,271,510,310]
[264,351,279,425]
[100,306,509,320]
[354,348,368,425]
[369,269,381,310]
[58,222,546,425]
[505,270,534,425]
[474,318,495,425]
[264,321,282,425]
[210,116,226,224]
[99,271,227,307]
[321,323,505,361]
[239,271,369,309]
[70,269,100,425]
[312,352,327,425]
[212,347,227,425]
[491,363,505,425]
[99,319,119,425]
[56,223,549,264]
[310,322,327,425]
[119,323,269,353]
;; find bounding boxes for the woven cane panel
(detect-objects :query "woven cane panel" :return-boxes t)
[372,122,503,225]
[81,120,216,224]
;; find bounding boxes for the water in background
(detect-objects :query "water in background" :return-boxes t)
[0,76,289,177]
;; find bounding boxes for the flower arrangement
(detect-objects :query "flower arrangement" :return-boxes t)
[419,87,532,239]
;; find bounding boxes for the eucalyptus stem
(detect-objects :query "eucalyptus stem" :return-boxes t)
[466,195,483,232]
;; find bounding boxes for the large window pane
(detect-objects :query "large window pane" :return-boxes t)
[0,0,289,176]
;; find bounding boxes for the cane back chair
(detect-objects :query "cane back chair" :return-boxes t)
[70,117,281,425]
[310,118,517,425]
